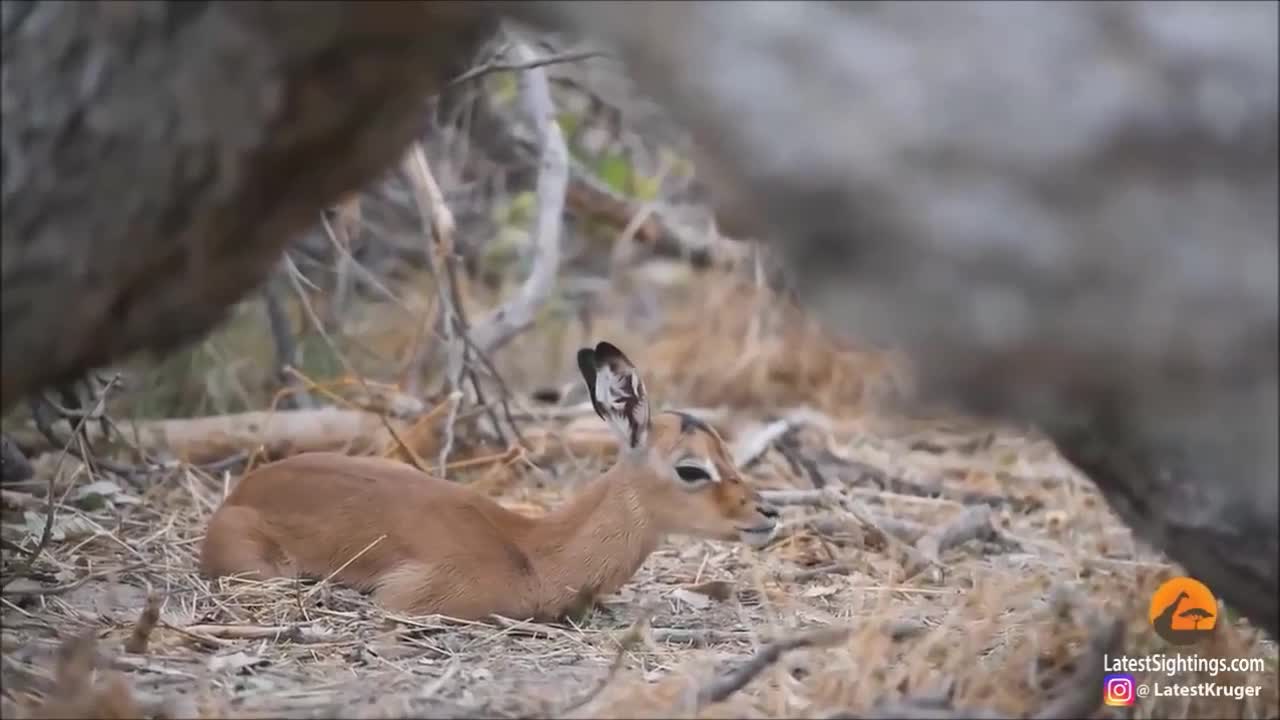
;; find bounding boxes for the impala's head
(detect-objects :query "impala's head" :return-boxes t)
[577,341,780,547]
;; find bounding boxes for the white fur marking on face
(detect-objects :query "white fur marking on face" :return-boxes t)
[702,460,722,483]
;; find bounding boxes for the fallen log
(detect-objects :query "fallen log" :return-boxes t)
[88,408,397,465]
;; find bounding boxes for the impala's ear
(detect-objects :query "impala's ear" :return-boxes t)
[577,348,603,416]
[577,341,650,450]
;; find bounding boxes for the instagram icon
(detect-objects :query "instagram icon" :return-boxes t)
[1104,673,1136,707]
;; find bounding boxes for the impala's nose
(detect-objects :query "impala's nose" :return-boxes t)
[757,504,780,521]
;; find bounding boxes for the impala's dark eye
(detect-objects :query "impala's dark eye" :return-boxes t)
[676,465,712,483]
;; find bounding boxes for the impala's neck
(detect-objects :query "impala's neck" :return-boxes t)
[525,454,660,608]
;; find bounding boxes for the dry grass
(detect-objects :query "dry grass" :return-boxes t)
[2,272,1276,719]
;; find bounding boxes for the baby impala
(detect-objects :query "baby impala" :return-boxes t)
[199,341,780,621]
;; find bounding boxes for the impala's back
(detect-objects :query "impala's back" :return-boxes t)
[199,452,542,617]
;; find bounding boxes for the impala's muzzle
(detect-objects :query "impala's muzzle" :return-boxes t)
[737,502,780,547]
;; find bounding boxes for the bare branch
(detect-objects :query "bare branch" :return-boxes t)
[447,47,610,88]
[401,142,514,454]
[6,374,121,585]
[1032,614,1124,720]
[402,144,472,475]
[469,39,568,355]
[281,254,431,474]
[561,608,655,716]
[759,489,828,507]
[178,623,334,644]
[0,561,149,598]
[914,505,997,564]
[402,142,460,398]
[697,625,852,707]
[261,271,313,410]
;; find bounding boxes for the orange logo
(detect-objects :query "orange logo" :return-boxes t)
[1148,576,1218,646]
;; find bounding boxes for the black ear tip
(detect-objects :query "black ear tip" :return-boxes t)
[577,348,597,375]
[594,341,628,363]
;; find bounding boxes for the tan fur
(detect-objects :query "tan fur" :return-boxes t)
[200,347,778,622]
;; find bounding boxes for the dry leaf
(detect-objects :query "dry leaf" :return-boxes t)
[209,651,266,673]
[802,585,839,599]
[21,511,96,542]
[73,480,124,501]
[669,587,712,610]
[684,580,735,602]
[3,577,44,594]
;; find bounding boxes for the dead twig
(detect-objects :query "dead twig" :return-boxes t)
[179,623,333,644]
[447,47,609,88]
[403,140,507,458]
[835,599,1123,719]
[697,625,852,707]
[855,469,1019,510]
[0,562,150,598]
[783,562,857,583]
[913,505,997,567]
[402,143,478,476]
[436,390,464,477]
[280,253,430,474]
[764,492,927,546]
[407,40,565,464]
[443,257,514,448]
[7,376,121,586]
[319,196,363,331]
[561,607,655,715]
[27,376,136,479]
[760,489,828,507]
[1,488,41,509]
[778,427,828,488]
[825,490,940,579]
[731,419,793,469]
[319,209,411,314]
[261,271,313,410]
[402,141,458,398]
[650,627,752,647]
[456,329,527,449]
[906,504,1022,577]
[124,593,161,655]
[194,450,251,476]
[1032,614,1124,719]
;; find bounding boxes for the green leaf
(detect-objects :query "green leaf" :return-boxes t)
[494,191,538,227]
[634,174,661,202]
[479,227,526,275]
[555,112,581,138]
[660,146,696,179]
[509,191,536,226]
[596,152,633,195]
[488,71,519,106]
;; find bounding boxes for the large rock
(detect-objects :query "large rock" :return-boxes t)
[521,0,1279,637]
[1,1,495,408]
